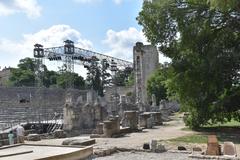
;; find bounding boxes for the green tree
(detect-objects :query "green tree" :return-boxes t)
[147,63,168,105]
[138,0,240,128]
[9,58,36,86]
[56,72,85,89]
[114,67,133,86]
[8,57,85,89]
[9,68,35,87]
[85,57,109,96]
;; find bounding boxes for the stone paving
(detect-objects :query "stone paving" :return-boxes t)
[94,151,189,160]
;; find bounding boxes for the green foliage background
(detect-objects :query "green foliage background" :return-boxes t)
[138,0,240,128]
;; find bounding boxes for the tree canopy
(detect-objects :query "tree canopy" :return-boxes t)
[138,0,240,128]
[147,63,168,105]
[8,57,85,89]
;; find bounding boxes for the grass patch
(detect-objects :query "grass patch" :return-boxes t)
[203,120,240,128]
[169,134,208,144]
[169,133,240,144]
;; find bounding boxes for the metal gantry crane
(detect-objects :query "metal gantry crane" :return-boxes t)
[33,40,133,88]
[34,40,132,73]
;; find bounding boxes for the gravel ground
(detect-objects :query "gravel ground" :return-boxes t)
[94,151,189,160]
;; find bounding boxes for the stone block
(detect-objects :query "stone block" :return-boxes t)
[122,111,138,130]
[192,147,202,152]
[206,135,221,156]
[62,138,95,146]
[150,140,157,152]
[70,139,96,146]
[27,134,41,141]
[1,139,9,146]
[151,112,163,125]
[104,149,111,156]
[156,144,166,153]
[103,117,120,138]
[223,142,237,157]
[53,129,66,138]
[110,147,117,154]
[0,133,8,139]
[147,117,153,128]
[62,139,75,145]
[119,127,131,134]
[96,123,104,135]
[103,121,114,137]
[139,113,151,128]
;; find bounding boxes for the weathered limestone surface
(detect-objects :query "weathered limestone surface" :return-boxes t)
[63,91,108,135]
[27,134,41,141]
[223,142,237,157]
[150,112,162,125]
[53,129,66,138]
[94,123,104,135]
[133,42,159,110]
[139,113,151,128]
[121,111,138,131]
[103,117,120,138]
[0,87,87,125]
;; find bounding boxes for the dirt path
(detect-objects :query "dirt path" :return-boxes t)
[94,114,194,150]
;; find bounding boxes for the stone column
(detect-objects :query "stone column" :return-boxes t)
[103,120,114,137]
[139,113,151,128]
[103,116,120,137]
[123,111,138,130]
[63,93,74,131]
[96,123,104,135]
[110,116,120,134]
[151,112,162,125]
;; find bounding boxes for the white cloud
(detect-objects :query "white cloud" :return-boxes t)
[74,0,124,4]
[23,25,93,49]
[0,0,42,18]
[103,27,148,61]
[0,3,15,16]
[0,25,93,69]
[103,27,171,63]
[113,0,123,4]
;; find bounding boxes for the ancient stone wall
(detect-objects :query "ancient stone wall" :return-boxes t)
[104,86,134,102]
[0,87,87,124]
[63,91,108,135]
[0,68,11,86]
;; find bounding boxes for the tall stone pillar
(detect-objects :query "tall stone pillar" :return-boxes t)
[133,42,159,111]
[63,93,74,131]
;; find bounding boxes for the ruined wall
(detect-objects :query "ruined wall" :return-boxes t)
[63,91,108,135]
[0,87,87,124]
[133,42,159,109]
[104,86,134,102]
[0,68,11,86]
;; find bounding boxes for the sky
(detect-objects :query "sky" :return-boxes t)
[0,0,169,74]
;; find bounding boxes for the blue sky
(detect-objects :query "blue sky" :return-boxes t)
[0,0,169,72]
